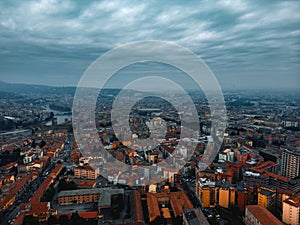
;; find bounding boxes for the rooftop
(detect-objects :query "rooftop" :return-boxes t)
[246,205,283,225]
[284,195,300,207]
[57,187,124,208]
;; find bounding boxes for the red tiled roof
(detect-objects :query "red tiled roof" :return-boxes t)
[2,162,17,170]
[76,164,95,171]
[29,176,53,203]
[51,163,64,175]
[284,196,300,207]
[246,205,283,225]
[0,174,32,209]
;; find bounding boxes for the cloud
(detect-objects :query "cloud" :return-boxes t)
[0,0,299,89]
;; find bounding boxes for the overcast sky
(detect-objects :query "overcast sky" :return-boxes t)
[0,0,299,90]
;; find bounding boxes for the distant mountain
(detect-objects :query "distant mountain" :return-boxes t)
[0,81,149,97]
[0,81,76,96]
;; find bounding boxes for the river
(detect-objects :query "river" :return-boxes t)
[44,106,72,126]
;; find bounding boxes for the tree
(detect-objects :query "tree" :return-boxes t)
[58,178,77,191]
[47,215,58,225]
[69,212,84,225]
[58,215,69,225]
[23,215,39,225]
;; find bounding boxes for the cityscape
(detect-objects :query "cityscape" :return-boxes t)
[0,84,299,225]
[0,1,300,225]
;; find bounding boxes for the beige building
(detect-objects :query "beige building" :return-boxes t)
[282,196,300,225]
[58,188,101,205]
[245,205,283,225]
[74,164,99,180]
[163,168,179,183]
[57,187,124,209]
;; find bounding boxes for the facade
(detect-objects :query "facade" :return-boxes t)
[58,188,101,205]
[74,164,99,180]
[197,181,217,208]
[57,187,124,210]
[219,186,235,209]
[281,148,300,179]
[257,186,276,213]
[237,187,248,212]
[245,205,283,225]
[282,196,300,225]
[163,168,179,183]
[219,188,229,208]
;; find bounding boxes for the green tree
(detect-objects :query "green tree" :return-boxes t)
[47,215,58,225]
[23,215,39,225]
[58,215,69,225]
[69,212,84,225]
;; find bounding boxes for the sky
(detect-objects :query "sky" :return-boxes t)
[0,0,299,90]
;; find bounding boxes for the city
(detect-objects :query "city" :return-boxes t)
[0,1,300,225]
[0,86,299,225]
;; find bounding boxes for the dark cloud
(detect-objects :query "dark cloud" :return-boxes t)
[0,0,299,89]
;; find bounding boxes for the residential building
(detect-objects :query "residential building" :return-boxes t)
[74,164,99,180]
[281,148,300,179]
[245,205,283,225]
[282,196,300,225]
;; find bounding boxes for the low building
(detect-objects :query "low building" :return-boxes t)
[147,191,193,222]
[74,164,99,180]
[245,205,283,225]
[77,180,96,189]
[57,187,124,210]
[20,202,51,222]
[58,188,102,205]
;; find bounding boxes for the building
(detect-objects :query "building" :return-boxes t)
[146,191,193,222]
[196,180,217,208]
[281,148,300,179]
[29,176,53,203]
[183,208,209,225]
[163,168,179,183]
[282,196,300,225]
[218,182,235,209]
[50,163,64,178]
[0,174,32,211]
[77,180,96,189]
[20,202,51,222]
[259,149,278,163]
[58,188,102,205]
[245,205,283,225]
[57,188,144,225]
[257,186,276,213]
[57,187,124,209]
[237,186,248,212]
[74,164,99,180]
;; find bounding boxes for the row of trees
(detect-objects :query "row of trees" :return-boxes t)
[23,212,97,225]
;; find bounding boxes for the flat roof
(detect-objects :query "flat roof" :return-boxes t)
[98,188,124,207]
[58,188,102,198]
